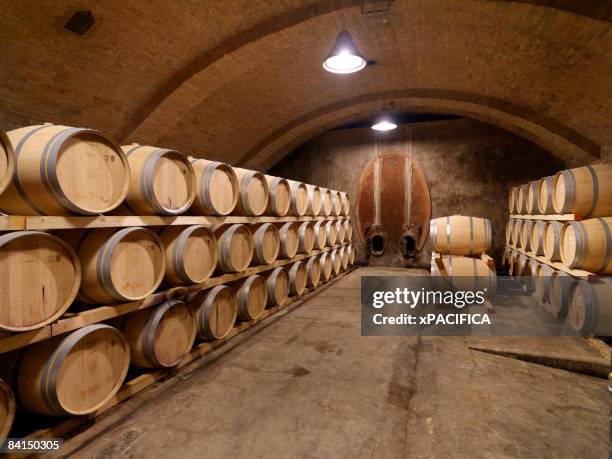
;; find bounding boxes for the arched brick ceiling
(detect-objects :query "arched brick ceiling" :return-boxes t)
[1,1,610,169]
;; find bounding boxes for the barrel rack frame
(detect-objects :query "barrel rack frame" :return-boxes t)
[509,214,581,221]
[505,244,596,280]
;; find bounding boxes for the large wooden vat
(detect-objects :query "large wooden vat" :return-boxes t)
[534,263,554,304]
[16,324,130,415]
[189,285,237,340]
[429,215,492,256]
[264,175,291,216]
[123,299,196,368]
[190,159,238,216]
[0,231,80,332]
[63,227,165,304]
[215,224,254,272]
[231,275,267,321]
[123,144,196,215]
[537,176,554,214]
[252,223,280,265]
[548,271,573,318]
[305,256,321,288]
[297,221,315,254]
[319,252,333,281]
[159,225,217,285]
[543,221,563,261]
[288,261,308,296]
[567,279,612,335]
[0,379,15,439]
[560,218,612,274]
[305,184,322,216]
[432,255,497,294]
[553,164,612,217]
[313,221,327,250]
[529,220,546,256]
[278,222,299,259]
[233,167,269,216]
[265,267,289,307]
[0,124,128,215]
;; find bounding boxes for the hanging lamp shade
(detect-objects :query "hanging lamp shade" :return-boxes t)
[322,31,367,74]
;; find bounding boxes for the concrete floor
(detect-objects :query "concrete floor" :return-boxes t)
[65,268,609,458]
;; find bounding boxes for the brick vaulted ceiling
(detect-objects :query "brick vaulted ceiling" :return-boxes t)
[1,1,611,170]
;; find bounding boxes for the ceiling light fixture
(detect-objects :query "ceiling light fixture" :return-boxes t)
[371,111,398,131]
[323,31,367,74]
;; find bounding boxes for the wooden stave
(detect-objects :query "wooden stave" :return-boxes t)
[552,164,612,217]
[0,124,129,216]
[123,299,196,368]
[567,279,612,336]
[123,144,196,216]
[548,271,574,318]
[305,184,322,216]
[537,175,554,214]
[265,267,289,307]
[233,168,270,216]
[429,215,492,256]
[305,256,321,288]
[0,379,15,439]
[190,159,239,216]
[189,285,237,340]
[288,261,308,296]
[278,222,299,259]
[216,224,254,273]
[543,220,563,261]
[159,225,218,286]
[0,231,81,332]
[252,223,280,265]
[231,275,268,321]
[264,175,291,216]
[560,218,612,274]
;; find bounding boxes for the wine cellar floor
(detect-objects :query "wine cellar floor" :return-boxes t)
[62,268,609,458]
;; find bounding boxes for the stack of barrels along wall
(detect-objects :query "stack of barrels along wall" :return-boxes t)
[506,164,612,335]
[0,123,354,438]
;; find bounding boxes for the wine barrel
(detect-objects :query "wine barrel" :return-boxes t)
[123,299,196,368]
[123,144,196,215]
[567,279,612,335]
[512,219,524,247]
[525,181,539,214]
[0,231,80,332]
[508,187,518,214]
[252,223,280,265]
[530,220,546,256]
[189,285,237,340]
[190,159,239,216]
[516,184,528,214]
[339,246,349,270]
[278,222,299,259]
[319,252,333,282]
[16,324,130,415]
[331,190,342,216]
[233,167,269,216]
[320,188,333,216]
[534,263,554,304]
[560,217,612,274]
[231,275,267,321]
[520,220,534,251]
[325,220,337,246]
[429,216,492,256]
[305,256,321,288]
[344,220,353,241]
[264,175,291,216]
[306,184,322,216]
[553,164,612,217]
[543,221,563,261]
[297,221,315,254]
[215,224,254,273]
[265,267,289,306]
[159,225,217,285]
[0,129,15,198]
[549,271,574,318]
[62,227,165,304]
[288,261,308,295]
[537,176,554,214]
[431,255,497,294]
[0,124,129,215]
[330,249,342,275]
[341,192,350,216]
[516,255,536,291]
[286,180,308,217]
[505,219,514,245]
[335,220,346,243]
[313,221,327,250]
[0,379,15,439]
[348,244,356,265]
[508,250,520,277]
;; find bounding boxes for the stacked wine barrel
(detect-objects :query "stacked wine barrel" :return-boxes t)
[0,123,355,438]
[429,215,496,292]
[505,164,612,335]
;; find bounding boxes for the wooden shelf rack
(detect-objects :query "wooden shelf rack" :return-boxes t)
[505,244,596,280]
[509,214,580,221]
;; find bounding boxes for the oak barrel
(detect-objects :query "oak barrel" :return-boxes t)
[306,184,322,216]
[529,220,546,256]
[548,271,573,318]
[553,164,612,217]
[519,219,534,251]
[508,187,518,214]
[278,222,299,259]
[429,215,492,256]
[320,188,333,216]
[231,275,267,321]
[348,244,355,265]
[508,250,520,277]
[252,223,280,265]
[215,224,254,272]
[516,184,528,214]
[543,221,563,261]
[319,252,333,281]
[16,324,130,415]
[516,254,535,291]
[431,255,497,294]
[344,220,353,241]
[265,267,289,307]
[331,190,342,216]
[339,246,349,270]
[525,181,539,214]
[288,261,308,295]
[62,227,165,304]
[305,256,321,288]
[313,221,327,250]
[335,220,346,243]
[286,180,308,217]
[560,217,612,274]
[0,379,15,439]
[0,128,15,198]
[190,159,238,215]
[159,225,217,285]
[0,124,128,215]
[297,221,315,254]
[340,192,350,216]
[123,144,196,215]
[324,220,337,246]
[330,248,342,275]
[505,218,514,245]
[123,299,196,368]
[233,167,269,216]
[567,279,612,335]
[537,176,554,214]
[264,175,291,216]
[534,263,554,304]
[189,285,237,340]
[512,219,524,247]
[0,231,81,332]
